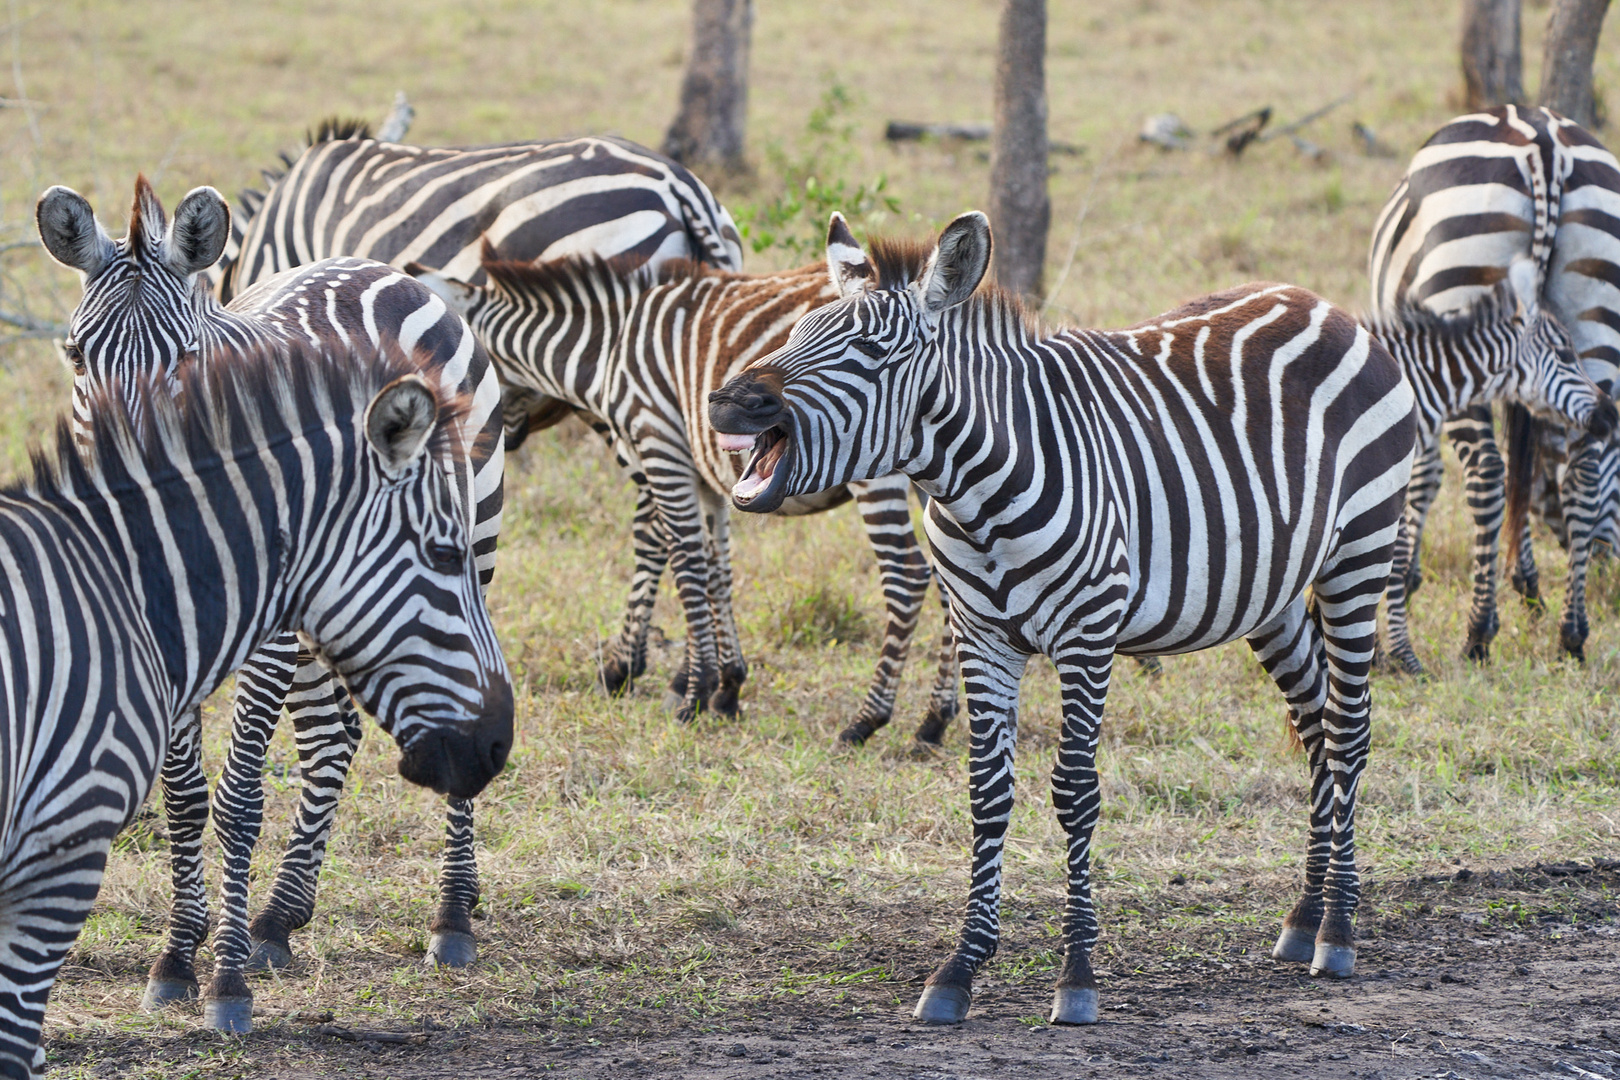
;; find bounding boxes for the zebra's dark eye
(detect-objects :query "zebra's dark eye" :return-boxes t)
[62,341,86,375]
[852,339,886,360]
[427,542,465,573]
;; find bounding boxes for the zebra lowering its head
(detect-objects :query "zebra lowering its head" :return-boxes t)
[37,176,504,1032]
[1365,260,1615,675]
[0,343,512,1078]
[407,247,958,742]
[711,213,1417,1026]
[1369,105,1620,665]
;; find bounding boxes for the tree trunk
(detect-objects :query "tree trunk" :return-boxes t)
[662,0,752,172]
[1539,0,1611,127]
[988,0,1050,302]
[1461,0,1525,108]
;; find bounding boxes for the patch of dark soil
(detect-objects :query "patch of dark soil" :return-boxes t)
[45,858,1620,1078]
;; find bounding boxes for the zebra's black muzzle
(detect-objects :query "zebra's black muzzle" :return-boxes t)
[1588,395,1617,440]
[396,678,514,799]
[710,374,795,513]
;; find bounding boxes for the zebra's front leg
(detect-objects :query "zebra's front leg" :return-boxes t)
[200,636,302,1033]
[1449,409,1506,661]
[603,483,670,696]
[1556,433,1607,662]
[1048,642,1117,1025]
[141,706,210,1009]
[840,477,932,746]
[426,797,481,967]
[652,470,722,722]
[246,663,360,972]
[913,643,1027,1024]
[913,570,960,747]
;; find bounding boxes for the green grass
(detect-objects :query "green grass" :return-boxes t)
[0,0,1617,1065]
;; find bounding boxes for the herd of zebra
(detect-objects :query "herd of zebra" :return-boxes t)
[0,99,1612,1073]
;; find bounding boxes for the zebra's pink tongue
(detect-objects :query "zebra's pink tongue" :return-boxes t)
[716,432,755,453]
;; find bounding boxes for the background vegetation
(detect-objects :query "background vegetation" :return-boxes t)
[1,1,1617,1074]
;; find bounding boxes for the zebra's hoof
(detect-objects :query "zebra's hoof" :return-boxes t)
[1049,986,1099,1025]
[140,976,198,1010]
[1463,640,1490,664]
[202,996,254,1033]
[1309,944,1356,978]
[913,983,971,1025]
[1135,655,1164,678]
[1271,926,1316,965]
[426,930,478,968]
[837,720,876,747]
[246,937,293,972]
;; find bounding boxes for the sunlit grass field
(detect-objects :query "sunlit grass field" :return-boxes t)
[2,0,1618,1070]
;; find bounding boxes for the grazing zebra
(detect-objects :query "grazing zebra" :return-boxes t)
[408,247,958,740]
[1369,105,1620,664]
[1366,261,1615,676]
[0,343,512,1079]
[217,116,771,700]
[36,176,503,1031]
[710,213,1417,1025]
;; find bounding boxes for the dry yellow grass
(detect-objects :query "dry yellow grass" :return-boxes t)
[1,1,1617,1075]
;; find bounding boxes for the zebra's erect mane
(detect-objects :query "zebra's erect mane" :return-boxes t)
[864,234,1033,335]
[23,342,465,506]
[481,248,664,299]
[237,118,376,218]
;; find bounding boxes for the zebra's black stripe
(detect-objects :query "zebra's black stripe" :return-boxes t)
[37,177,503,1032]
[0,343,510,1079]
[712,212,1417,1027]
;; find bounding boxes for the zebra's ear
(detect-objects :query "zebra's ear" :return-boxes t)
[1507,256,1540,317]
[826,212,874,298]
[36,186,117,278]
[365,374,440,476]
[165,186,231,276]
[916,211,992,318]
[406,262,482,316]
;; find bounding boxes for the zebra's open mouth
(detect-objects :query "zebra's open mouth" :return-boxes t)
[729,426,791,507]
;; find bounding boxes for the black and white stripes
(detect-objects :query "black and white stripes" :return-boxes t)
[712,212,1417,1027]
[0,344,510,1079]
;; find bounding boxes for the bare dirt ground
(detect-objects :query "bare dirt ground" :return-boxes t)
[47,859,1620,1079]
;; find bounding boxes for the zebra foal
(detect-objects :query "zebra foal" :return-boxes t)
[0,343,511,1078]
[38,176,504,1030]
[712,213,1417,1025]
[1366,262,1614,675]
[408,248,958,742]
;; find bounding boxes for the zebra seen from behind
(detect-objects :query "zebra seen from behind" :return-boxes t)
[1369,105,1620,665]
[711,213,1417,1026]
[0,343,512,1079]
[1365,259,1615,675]
[37,176,504,1032]
[407,246,958,741]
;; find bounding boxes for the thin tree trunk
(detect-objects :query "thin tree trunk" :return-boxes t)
[1461,0,1525,108]
[1539,0,1611,127]
[662,0,752,172]
[988,0,1050,302]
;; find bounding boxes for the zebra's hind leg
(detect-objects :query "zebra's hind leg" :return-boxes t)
[1046,639,1119,1025]
[141,705,210,1009]
[839,477,931,746]
[649,466,722,722]
[199,635,302,1033]
[427,797,480,967]
[914,642,1028,1024]
[1246,599,1331,965]
[1382,457,1431,676]
[1554,433,1612,662]
[602,484,670,696]
[245,662,360,972]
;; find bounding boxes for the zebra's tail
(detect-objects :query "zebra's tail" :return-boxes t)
[1503,402,1540,577]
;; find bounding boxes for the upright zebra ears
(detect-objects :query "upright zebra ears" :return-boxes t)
[165,186,231,276]
[405,261,482,316]
[365,374,440,476]
[916,212,992,319]
[826,212,874,298]
[1507,256,1541,317]
[36,186,117,278]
